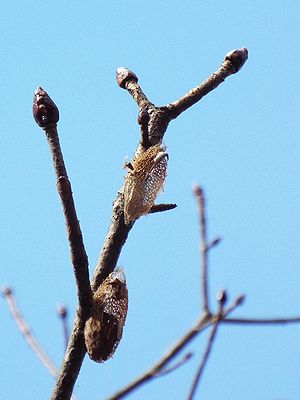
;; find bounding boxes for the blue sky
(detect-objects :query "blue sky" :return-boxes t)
[1,1,300,399]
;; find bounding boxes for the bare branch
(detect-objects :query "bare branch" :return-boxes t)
[91,194,133,291]
[39,49,248,399]
[108,296,243,400]
[167,48,248,119]
[33,87,92,317]
[193,185,210,314]
[106,313,213,400]
[2,287,58,377]
[116,48,248,150]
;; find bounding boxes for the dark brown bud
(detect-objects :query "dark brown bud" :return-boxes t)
[116,67,138,89]
[224,47,248,73]
[138,107,150,126]
[33,87,59,128]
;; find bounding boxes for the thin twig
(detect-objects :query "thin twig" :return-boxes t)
[149,203,177,214]
[107,297,242,400]
[187,299,224,399]
[223,316,300,325]
[106,313,213,400]
[2,287,58,377]
[157,352,193,377]
[193,185,210,314]
[57,305,69,350]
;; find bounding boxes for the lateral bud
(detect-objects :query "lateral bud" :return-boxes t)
[116,67,138,89]
[33,87,59,128]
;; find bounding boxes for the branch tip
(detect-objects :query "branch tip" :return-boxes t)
[116,67,138,89]
[1,286,12,296]
[57,305,68,318]
[224,47,248,73]
[33,87,59,128]
[235,294,246,306]
[216,289,228,307]
[149,203,177,214]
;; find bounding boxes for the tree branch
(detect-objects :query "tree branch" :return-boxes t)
[34,49,248,399]
[33,87,92,317]
[117,48,248,150]
[167,48,248,119]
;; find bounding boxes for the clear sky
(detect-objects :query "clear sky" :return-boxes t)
[1,1,300,399]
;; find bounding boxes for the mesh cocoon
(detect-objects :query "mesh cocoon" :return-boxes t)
[124,144,168,224]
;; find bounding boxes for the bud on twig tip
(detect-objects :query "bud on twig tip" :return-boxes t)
[217,289,228,306]
[116,67,138,89]
[225,47,248,73]
[1,286,12,296]
[236,294,246,306]
[57,305,68,318]
[32,87,59,128]
[192,183,203,197]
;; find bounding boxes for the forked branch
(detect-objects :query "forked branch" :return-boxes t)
[32,49,248,400]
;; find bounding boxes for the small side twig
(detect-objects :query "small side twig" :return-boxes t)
[223,316,300,325]
[57,305,69,350]
[149,203,177,214]
[193,185,210,314]
[187,291,226,400]
[2,287,58,377]
[157,352,193,377]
